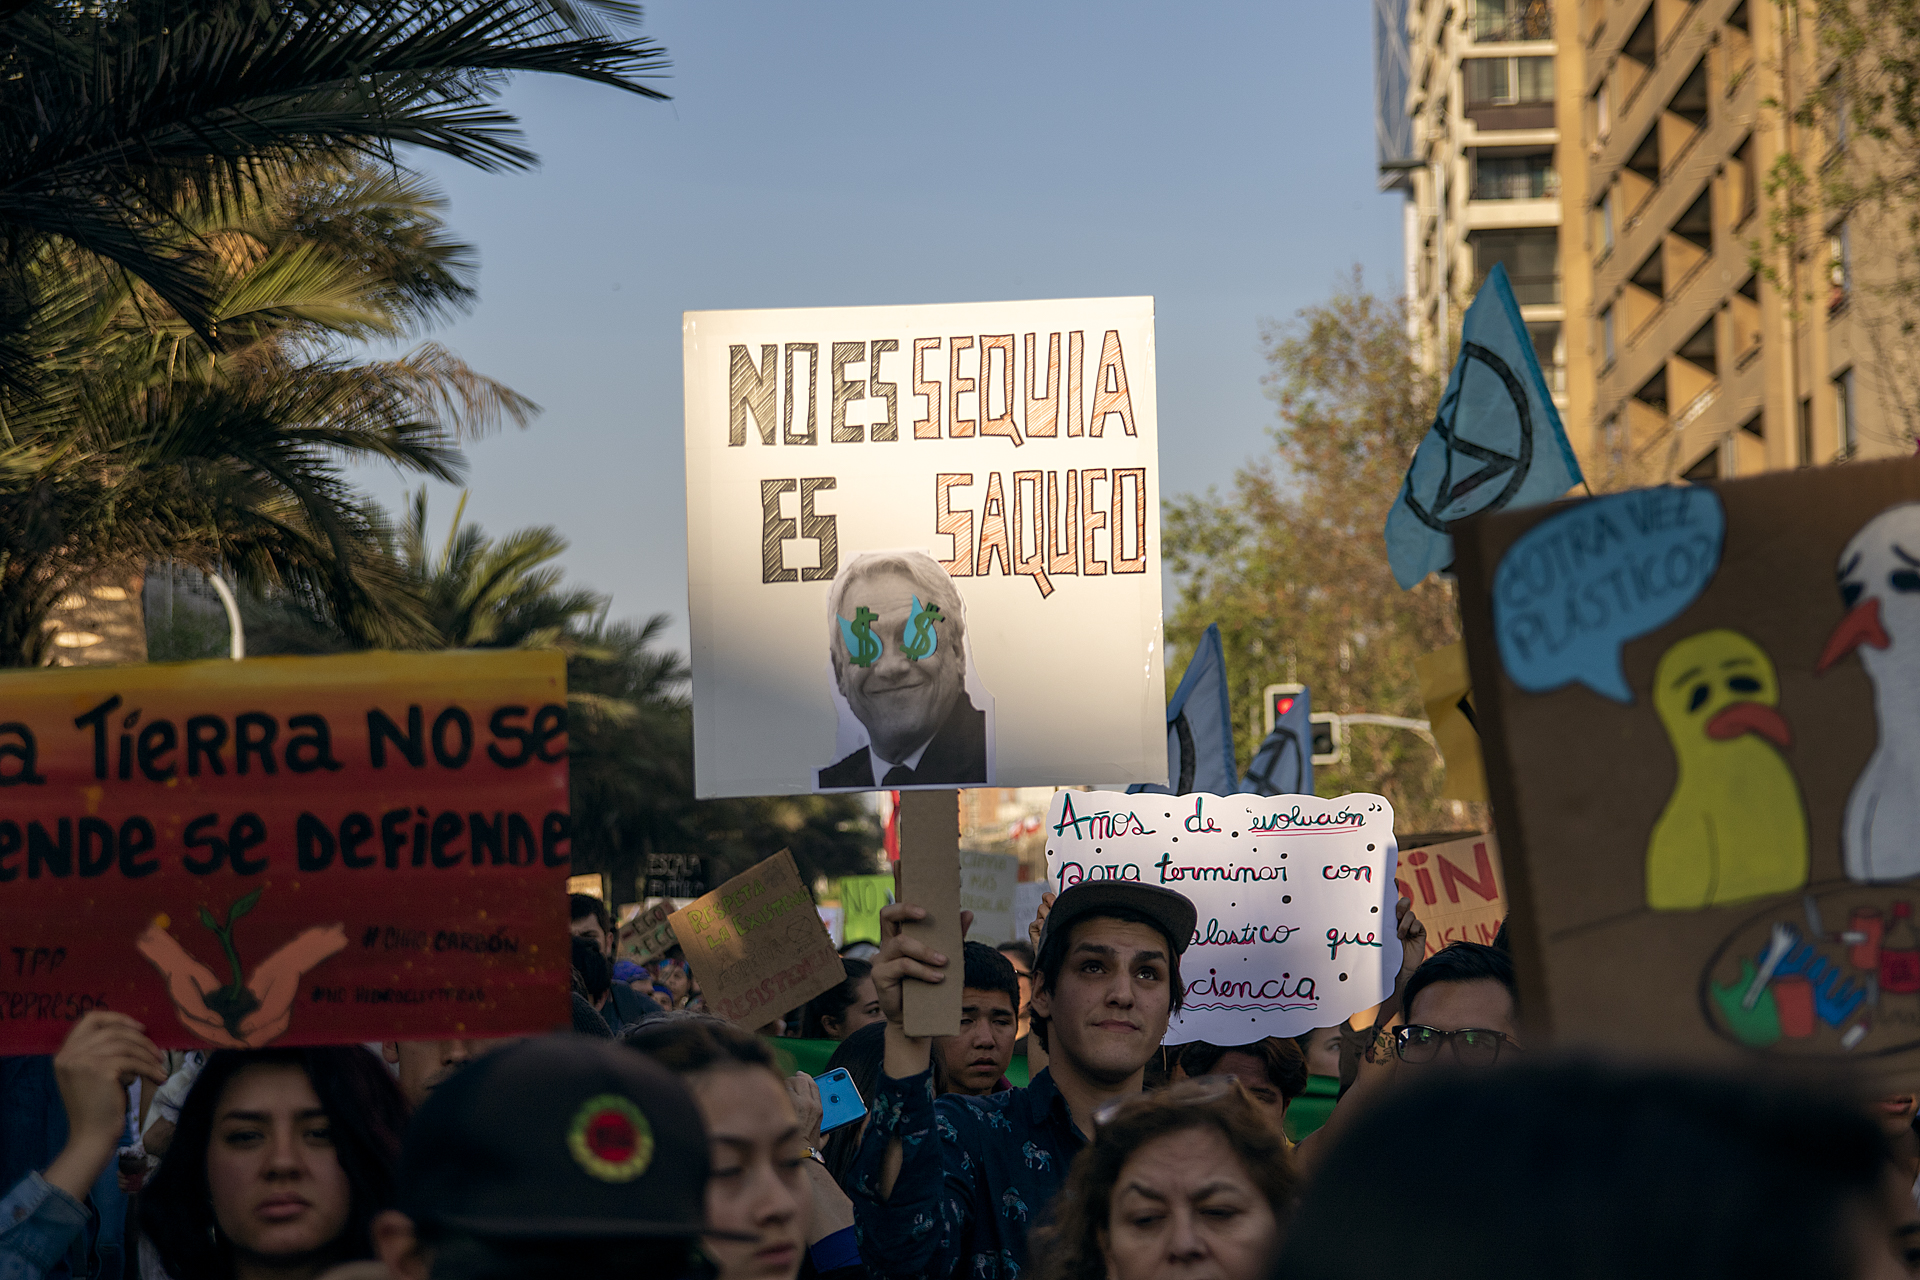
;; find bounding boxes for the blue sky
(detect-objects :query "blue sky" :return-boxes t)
[350,2,1404,654]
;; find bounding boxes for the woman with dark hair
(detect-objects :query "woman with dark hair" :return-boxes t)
[139,1046,408,1280]
[818,1021,886,1190]
[798,959,880,1041]
[1273,1058,1911,1280]
[1029,1077,1294,1280]
[624,1015,859,1280]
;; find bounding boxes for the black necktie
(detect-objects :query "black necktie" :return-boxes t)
[882,764,915,786]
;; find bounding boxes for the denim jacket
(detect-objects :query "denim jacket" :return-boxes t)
[0,1174,89,1280]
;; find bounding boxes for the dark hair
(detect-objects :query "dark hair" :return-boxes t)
[568,893,610,933]
[622,1013,782,1081]
[820,1020,888,1189]
[997,939,1036,971]
[571,934,611,1000]
[570,992,613,1038]
[141,1047,409,1279]
[1401,941,1517,1024]
[962,941,1020,1010]
[1273,1058,1890,1280]
[1032,906,1185,1051]
[1030,1078,1293,1280]
[800,958,874,1039]
[419,1232,693,1280]
[1176,1038,1309,1103]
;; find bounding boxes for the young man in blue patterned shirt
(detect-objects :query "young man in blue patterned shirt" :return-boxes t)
[849,880,1196,1280]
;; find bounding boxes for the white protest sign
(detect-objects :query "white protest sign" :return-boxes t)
[1014,881,1055,946]
[959,849,1019,947]
[1044,790,1401,1044]
[684,298,1165,797]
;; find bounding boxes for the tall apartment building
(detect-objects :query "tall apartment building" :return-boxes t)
[1380,0,1904,478]
[1394,0,1568,411]
[1562,0,1896,482]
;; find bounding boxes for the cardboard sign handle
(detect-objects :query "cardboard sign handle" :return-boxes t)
[898,789,964,1038]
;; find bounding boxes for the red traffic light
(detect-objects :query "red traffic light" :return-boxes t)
[1272,695,1295,718]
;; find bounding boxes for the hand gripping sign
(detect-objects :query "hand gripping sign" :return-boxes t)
[1044,790,1400,1044]
[0,651,571,1053]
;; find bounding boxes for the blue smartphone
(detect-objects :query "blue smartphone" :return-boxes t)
[815,1068,868,1134]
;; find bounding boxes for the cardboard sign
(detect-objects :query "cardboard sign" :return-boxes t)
[618,901,677,964]
[1454,458,1920,1073]
[959,849,1019,947]
[0,651,570,1053]
[1398,834,1506,959]
[1044,790,1401,1043]
[838,874,894,946]
[669,851,843,1026]
[683,298,1166,797]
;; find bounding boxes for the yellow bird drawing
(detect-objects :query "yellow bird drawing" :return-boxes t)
[1646,630,1809,910]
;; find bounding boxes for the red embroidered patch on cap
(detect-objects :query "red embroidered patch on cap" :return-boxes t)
[567,1094,654,1182]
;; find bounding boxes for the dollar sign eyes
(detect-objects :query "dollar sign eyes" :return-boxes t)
[902,596,943,662]
[840,606,882,667]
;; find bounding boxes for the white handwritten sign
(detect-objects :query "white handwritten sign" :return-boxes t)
[1044,790,1401,1044]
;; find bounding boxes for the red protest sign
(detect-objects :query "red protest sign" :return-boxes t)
[0,651,571,1052]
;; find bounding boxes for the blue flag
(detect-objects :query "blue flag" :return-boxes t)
[1385,263,1584,589]
[1130,623,1237,796]
[1240,685,1313,797]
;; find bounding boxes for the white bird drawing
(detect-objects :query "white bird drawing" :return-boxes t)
[1817,501,1920,882]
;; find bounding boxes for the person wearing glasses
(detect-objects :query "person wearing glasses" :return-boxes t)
[1389,941,1522,1069]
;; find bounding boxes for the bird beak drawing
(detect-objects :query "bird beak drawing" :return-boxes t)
[1817,598,1891,672]
[1706,701,1793,749]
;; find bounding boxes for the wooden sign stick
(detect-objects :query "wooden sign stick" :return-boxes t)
[898,789,964,1038]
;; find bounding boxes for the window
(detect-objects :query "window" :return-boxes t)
[1829,223,1851,311]
[1734,136,1758,225]
[1798,396,1814,466]
[1474,152,1559,199]
[1601,304,1616,367]
[1601,188,1616,253]
[1465,56,1555,104]
[1528,321,1564,393]
[1472,0,1552,41]
[1471,228,1560,303]
[1835,368,1857,455]
[1596,81,1611,141]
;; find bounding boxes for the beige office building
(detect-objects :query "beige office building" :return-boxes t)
[1388,0,1908,481]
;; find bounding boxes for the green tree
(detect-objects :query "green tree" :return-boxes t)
[1164,277,1476,835]
[0,1,670,665]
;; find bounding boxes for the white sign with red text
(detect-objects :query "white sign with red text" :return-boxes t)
[1043,790,1401,1044]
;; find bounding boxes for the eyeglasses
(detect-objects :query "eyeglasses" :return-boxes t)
[1392,1024,1519,1067]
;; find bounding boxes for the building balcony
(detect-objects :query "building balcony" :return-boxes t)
[1471,166,1559,201]
[1471,0,1552,43]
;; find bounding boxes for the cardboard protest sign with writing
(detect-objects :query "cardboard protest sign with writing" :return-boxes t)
[1398,834,1506,959]
[1454,457,1920,1075]
[959,849,1019,947]
[1044,791,1400,1043]
[0,651,570,1053]
[618,902,677,964]
[683,298,1165,797]
[669,851,843,1026]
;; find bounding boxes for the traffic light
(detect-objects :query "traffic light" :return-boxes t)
[1246,684,1312,796]
[1309,712,1344,765]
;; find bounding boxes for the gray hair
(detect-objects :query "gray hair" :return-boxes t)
[825,551,968,680]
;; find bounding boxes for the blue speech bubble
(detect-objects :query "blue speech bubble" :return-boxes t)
[1493,487,1725,703]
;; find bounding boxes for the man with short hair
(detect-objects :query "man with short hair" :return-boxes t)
[569,898,659,1033]
[1390,940,1522,1068]
[850,880,1196,1279]
[816,551,987,789]
[371,1036,722,1279]
[380,1038,521,1110]
[934,943,1020,1097]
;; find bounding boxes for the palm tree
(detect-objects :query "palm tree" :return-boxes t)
[0,1,669,386]
[4,161,536,664]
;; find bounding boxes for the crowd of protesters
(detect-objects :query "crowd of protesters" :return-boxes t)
[5,877,1920,1280]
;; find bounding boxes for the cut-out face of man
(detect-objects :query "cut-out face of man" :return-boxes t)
[834,567,965,764]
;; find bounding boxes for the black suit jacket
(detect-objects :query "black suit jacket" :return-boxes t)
[816,695,988,790]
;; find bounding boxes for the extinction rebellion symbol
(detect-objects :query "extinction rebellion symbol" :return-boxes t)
[1399,341,1534,532]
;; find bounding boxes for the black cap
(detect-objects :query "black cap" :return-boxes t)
[1036,880,1197,959]
[399,1035,712,1241]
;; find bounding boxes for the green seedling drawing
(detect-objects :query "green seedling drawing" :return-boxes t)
[198,889,264,1036]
